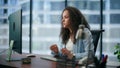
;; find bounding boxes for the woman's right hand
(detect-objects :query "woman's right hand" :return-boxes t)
[50,44,59,53]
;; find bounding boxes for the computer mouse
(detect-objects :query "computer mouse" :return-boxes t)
[26,54,36,57]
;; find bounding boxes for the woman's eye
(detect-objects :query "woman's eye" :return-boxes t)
[65,16,68,18]
[62,16,69,19]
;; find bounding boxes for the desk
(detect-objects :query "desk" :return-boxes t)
[1,54,119,68]
[0,54,80,68]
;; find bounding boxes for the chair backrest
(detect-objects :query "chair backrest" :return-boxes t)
[91,30,104,53]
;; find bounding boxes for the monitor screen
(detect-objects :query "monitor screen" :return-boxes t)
[8,9,22,54]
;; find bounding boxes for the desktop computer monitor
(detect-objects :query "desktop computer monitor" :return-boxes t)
[9,9,22,54]
[8,9,22,54]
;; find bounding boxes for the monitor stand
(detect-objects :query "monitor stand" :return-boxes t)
[6,40,22,62]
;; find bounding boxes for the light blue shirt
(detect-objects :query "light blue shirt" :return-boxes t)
[52,28,94,60]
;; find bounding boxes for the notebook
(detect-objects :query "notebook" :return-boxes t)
[40,55,86,65]
[40,55,63,62]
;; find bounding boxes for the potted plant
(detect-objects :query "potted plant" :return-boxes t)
[114,43,120,62]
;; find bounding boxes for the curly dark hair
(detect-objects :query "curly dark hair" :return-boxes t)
[60,6,90,45]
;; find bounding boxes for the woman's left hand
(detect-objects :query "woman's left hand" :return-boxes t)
[61,48,70,55]
[61,48,74,59]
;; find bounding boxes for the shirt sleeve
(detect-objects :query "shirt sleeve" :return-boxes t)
[73,28,94,59]
[51,39,66,58]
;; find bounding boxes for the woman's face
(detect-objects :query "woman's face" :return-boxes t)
[62,10,71,29]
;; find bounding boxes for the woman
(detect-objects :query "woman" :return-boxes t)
[50,6,94,61]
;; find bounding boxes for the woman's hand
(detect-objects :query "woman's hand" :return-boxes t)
[50,44,59,53]
[61,48,74,59]
[61,48,70,55]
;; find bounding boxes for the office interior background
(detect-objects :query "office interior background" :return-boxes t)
[0,0,120,61]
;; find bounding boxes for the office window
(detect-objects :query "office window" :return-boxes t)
[9,0,17,6]
[33,1,43,10]
[88,1,100,10]
[4,9,7,14]
[38,15,43,24]
[31,0,64,54]
[3,19,7,24]
[0,9,3,16]
[33,14,43,24]
[0,19,7,24]
[110,0,120,9]
[68,0,105,10]
[107,42,117,53]
[0,19,2,24]
[50,1,64,11]
[8,8,17,14]
[21,0,30,53]
[22,2,30,12]
[0,0,3,6]
[50,15,61,24]
[110,28,120,38]
[22,40,29,52]
[0,28,7,35]
[88,15,105,24]
[88,1,105,10]
[68,1,87,10]
[67,0,106,25]
[110,14,120,24]
[4,0,8,4]
[22,15,30,24]
[0,0,20,53]
[0,38,8,46]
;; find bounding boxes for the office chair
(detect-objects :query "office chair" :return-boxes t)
[91,30,104,53]
[87,30,104,68]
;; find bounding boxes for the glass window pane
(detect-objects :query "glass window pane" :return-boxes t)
[3,19,7,24]
[68,1,87,10]
[110,14,120,24]
[22,15,30,24]
[68,0,105,10]
[22,2,30,12]
[33,1,44,10]
[9,0,17,6]
[0,9,3,16]
[33,14,43,24]
[50,15,61,24]
[4,9,7,14]
[87,15,105,24]
[4,0,8,4]
[110,28,120,38]
[0,28,8,35]
[0,0,4,6]
[0,19,8,24]
[50,1,65,11]
[110,0,120,9]
[8,8,17,14]
[21,0,30,53]
[88,1,100,10]
[32,0,64,54]
[0,19,3,24]
[0,0,29,53]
